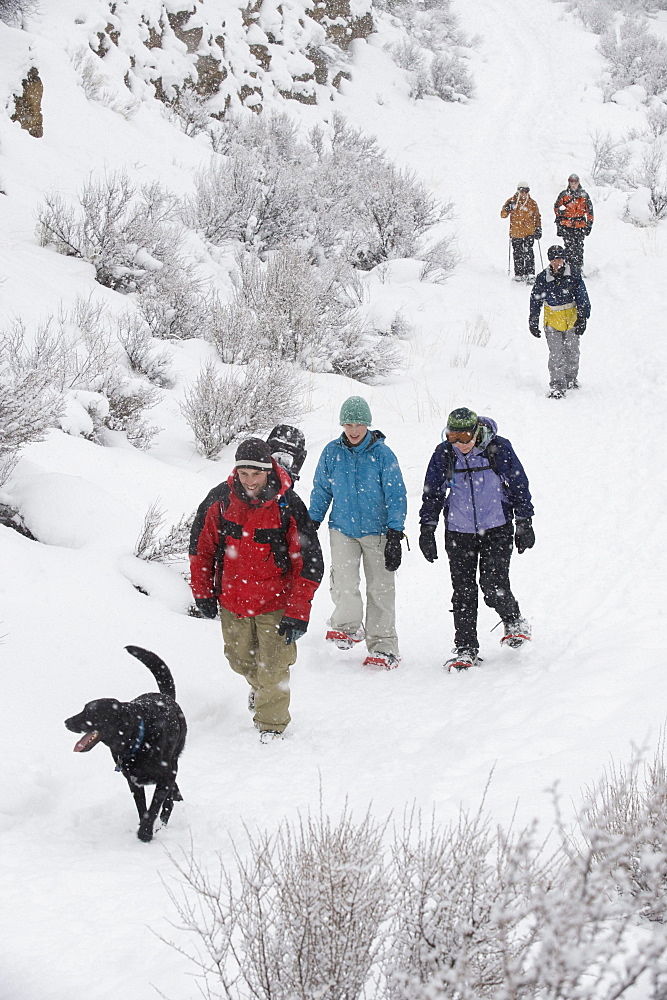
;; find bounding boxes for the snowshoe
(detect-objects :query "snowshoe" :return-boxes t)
[326,626,365,650]
[444,649,481,672]
[362,652,401,670]
[266,425,307,479]
[566,377,580,390]
[547,388,565,399]
[500,618,532,649]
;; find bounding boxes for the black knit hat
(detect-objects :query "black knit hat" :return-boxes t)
[234,437,273,470]
[548,245,566,261]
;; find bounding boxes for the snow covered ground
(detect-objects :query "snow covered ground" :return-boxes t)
[2,0,667,997]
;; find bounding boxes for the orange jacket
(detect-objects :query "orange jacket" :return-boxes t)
[501,192,541,238]
[554,186,594,230]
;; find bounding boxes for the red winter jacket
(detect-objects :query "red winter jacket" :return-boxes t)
[189,462,323,622]
[554,186,594,231]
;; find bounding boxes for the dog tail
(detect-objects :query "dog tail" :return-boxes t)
[125,645,176,701]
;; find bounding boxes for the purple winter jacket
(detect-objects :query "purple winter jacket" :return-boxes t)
[420,418,534,534]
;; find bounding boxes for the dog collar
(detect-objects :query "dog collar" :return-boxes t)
[115,716,145,771]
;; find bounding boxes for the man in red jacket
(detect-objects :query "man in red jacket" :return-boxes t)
[189,438,323,741]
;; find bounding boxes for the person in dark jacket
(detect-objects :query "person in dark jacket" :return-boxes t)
[419,408,534,672]
[530,244,591,399]
[189,437,323,741]
[500,183,542,282]
[553,173,594,274]
[309,396,407,671]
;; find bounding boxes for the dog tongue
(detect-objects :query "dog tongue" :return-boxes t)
[73,731,100,752]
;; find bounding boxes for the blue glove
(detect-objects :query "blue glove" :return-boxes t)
[195,598,218,619]
[277,616,307,645]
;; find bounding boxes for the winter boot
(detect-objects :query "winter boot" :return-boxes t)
[362,652,401,670]
[444,648,481,672]
[547,388,566,399]
[500,617,532,649]
[259,729,284,743]
[326,625,365,650]
[566,377,580,389]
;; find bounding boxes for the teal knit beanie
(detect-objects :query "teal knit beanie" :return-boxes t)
[339,396,372,425]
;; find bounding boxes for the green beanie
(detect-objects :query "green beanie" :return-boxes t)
[339,396,372,425]
[446,407,478,432]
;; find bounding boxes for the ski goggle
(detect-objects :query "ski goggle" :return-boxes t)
[445,427,479,444]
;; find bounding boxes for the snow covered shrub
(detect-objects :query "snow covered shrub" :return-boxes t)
[354,164,444,269]
[135,249,209,341]
[135,501,194,564]
[70,47,138,120]
[590,129,631,185]
[0,362,63,485]
[169,83,212,137]
[599,17,667,97]
[635,141,667,218]
[181,358,300,459]
[164,805,391,1000]
[219,249,401,382]
[574,742,667,922]
[37,172,181,292]
[115,314,174,388]
[99,370,161,450]
[202,291,259,365]
[418,235,460,282]
[429,52,475,101]
[646,103,667,137]
[0,0,38,26]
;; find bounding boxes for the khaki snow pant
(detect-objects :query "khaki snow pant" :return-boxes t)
[545,325,581,393]
[329,529,399,657]
[220,608,296,733]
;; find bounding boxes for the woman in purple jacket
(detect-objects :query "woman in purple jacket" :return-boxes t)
[419,408,535,672]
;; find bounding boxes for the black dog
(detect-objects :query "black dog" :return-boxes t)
[65,645,187,842]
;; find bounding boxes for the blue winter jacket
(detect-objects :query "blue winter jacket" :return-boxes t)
[529,264,591,327]
[309,430,407,538]
[419,418,534,534]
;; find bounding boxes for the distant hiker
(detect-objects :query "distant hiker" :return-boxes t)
[309,396,407,671]
[189,438,323,742]
[500,183,542,282]
[419,408,534,673]
[529,245,591,399]
[554,173,594,274]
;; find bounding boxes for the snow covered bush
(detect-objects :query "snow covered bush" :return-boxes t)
[0,365,62,485]
[180,358,300,459]
[115,314,174,388]
[0,0,38,26]
[590,128,631,185]
[37,172,181,293]
[574,741,667,922]
[418,235,460,283]
[70,47,139,120]
[635,141,667,218]
[598,17,667,97]
[216,249,401,382]
[135,501,194,564]
[164,805,391,1000]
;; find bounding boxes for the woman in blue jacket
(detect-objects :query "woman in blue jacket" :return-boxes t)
[419,408,534,672]
[309,396,407,670]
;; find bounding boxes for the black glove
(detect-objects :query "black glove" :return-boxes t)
[583,225,592,236]
[310,520,321,530]
[195,597,218,619]
[515,518,535,554]
[506,201,516,212]
[573,317,587,336]
[534,227,542,240]
[419,525,438,563]
[384,529,404,572]
[556,223,565,238]
[277,616,307,645]
[529,320,541,339]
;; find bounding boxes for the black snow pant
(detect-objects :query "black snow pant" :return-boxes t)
[560,230,585,274]
[511,236,535,277]
[445,522,521,652]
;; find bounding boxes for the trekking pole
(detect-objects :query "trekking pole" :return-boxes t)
[536,238,543,269]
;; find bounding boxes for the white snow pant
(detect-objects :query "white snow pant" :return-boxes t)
[329,529,399,657]
[545,325,581,393]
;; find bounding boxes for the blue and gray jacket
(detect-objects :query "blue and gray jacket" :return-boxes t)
[530,264,590,332]
[309,430,407,538]
[419,418,533,535]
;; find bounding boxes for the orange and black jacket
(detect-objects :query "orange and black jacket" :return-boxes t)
[189,461,323,623]
[554,186,594,231]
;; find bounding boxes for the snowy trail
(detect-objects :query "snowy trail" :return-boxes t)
[2,2,667,998]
